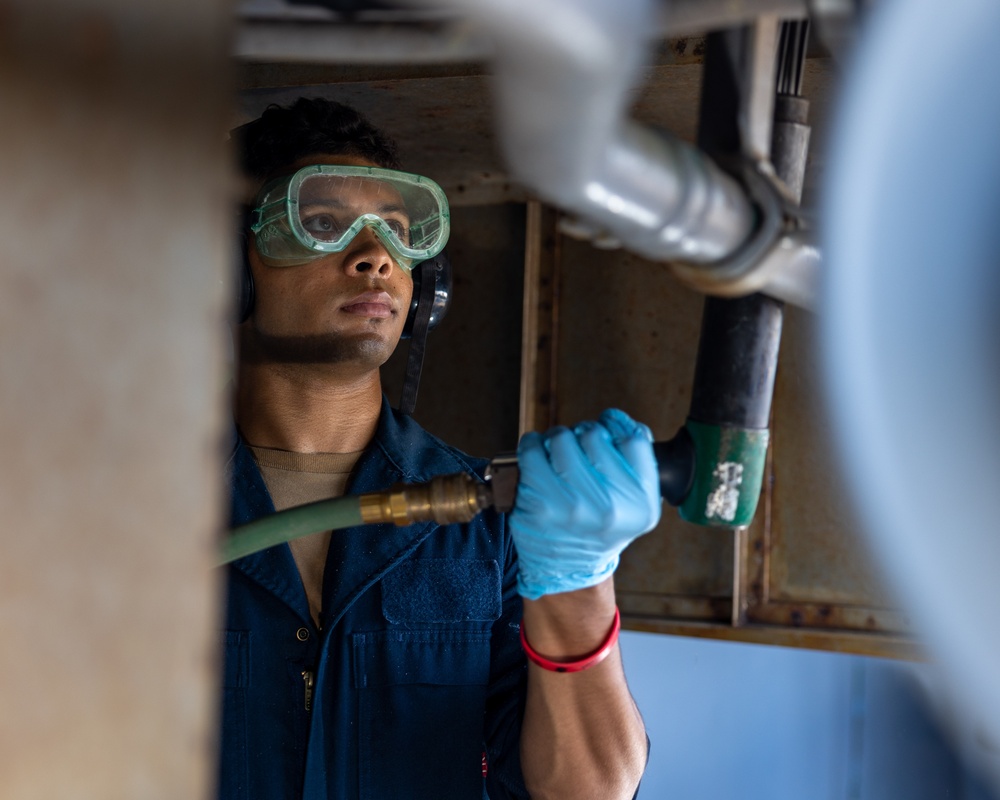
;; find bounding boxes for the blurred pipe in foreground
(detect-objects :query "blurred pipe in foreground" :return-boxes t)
[822,0,1000,788]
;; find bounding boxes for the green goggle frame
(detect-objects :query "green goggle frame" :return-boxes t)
[250,164,451,270]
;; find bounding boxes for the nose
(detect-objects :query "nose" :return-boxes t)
[342,226,396,277]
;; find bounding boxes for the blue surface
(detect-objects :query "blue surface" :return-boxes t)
[619,631,1000,800]
[621,631,854,800]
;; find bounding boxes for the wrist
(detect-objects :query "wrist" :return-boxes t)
[521,607,620,673]
[516,555,619,600]
[520,577,618,659]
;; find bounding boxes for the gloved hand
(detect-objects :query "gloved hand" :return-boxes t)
[510,408,662,599]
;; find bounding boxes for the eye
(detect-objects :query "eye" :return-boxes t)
[386,218,410,243]
[302,214,344,239]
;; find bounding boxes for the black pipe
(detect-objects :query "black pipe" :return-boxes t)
[668,27,791,527]
[688,294,783,430]
[690,28,785,433]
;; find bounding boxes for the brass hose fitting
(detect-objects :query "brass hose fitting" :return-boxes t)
[357,472,493,526]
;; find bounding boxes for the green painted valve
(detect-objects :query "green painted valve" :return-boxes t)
[678,420,769,528]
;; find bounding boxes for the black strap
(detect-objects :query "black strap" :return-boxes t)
[398,261,436,415]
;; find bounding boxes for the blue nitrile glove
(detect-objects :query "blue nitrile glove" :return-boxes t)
[510,408,662,599]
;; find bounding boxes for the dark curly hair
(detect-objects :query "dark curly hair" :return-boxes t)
[235,97,401,181]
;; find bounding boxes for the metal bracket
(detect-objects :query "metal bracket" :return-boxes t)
[670,158,818,307]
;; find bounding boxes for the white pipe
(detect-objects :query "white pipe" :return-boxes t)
[410,0,757,264]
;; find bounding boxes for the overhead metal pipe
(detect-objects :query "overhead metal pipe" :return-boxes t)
[405,0,758,264]
[234,0,815,64]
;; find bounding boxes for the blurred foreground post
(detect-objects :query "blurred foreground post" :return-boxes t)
[0,2,231,798]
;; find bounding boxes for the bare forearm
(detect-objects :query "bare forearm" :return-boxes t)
[520,579,647,800]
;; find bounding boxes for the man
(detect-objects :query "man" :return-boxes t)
[221,97,659,799]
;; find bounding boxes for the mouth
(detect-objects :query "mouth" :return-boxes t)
[340,290,394,319]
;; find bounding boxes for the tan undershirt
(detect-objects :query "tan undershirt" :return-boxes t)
[250,445,363,627]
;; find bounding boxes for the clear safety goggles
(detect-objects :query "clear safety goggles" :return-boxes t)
[250,164,451,270]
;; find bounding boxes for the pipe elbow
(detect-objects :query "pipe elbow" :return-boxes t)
[428,0,755,264]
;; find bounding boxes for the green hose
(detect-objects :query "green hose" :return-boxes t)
[219,495,364,566]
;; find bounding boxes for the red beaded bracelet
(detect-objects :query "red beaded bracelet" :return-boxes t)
[520,607,621,673]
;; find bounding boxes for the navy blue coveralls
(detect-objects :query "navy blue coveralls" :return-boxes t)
[219,397,530,799]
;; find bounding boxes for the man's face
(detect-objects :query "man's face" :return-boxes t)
[242,154,414,371]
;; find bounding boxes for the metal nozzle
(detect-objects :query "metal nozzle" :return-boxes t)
[484,453,520,513]
[357,472,492,527]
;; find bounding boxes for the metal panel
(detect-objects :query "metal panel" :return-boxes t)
[234,60,709,205]
[236,74,519,206]
[0,2,230,798]
[624,618,922,660]
[741,307,912,634]
[381,203,526,458]
[553,239,736,622]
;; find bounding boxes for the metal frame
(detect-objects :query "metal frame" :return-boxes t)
[519,201,561,437]
[234,0,814,63]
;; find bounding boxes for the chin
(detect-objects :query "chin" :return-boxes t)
[241,326,400,367]
[346,333,399,366]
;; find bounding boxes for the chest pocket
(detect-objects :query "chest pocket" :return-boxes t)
[381,558,502,624]
[353,629,492,799]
